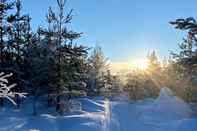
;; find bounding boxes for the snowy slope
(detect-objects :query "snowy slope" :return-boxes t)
[1,88,197,131]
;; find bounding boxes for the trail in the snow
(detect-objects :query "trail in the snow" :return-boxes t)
[102,99,111,131]
[101,87,197,131]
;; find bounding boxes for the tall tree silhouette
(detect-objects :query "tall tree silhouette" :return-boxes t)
[170,17,197,101]
[39,0,86,112]
[88,45,109,95]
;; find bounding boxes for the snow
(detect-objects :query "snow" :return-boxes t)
[0,97,109,131]
[139,87,193,122]
[108,87,197,131]
[1,87,197,131]
[0,72,26,105]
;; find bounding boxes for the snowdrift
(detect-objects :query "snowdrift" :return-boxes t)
[139,87,193,122]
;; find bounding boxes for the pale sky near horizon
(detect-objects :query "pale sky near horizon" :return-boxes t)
[21,0,197,70]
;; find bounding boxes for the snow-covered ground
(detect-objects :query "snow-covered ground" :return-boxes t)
[108,99,197,131]
[1,87,197,131]
[0,97,110,131]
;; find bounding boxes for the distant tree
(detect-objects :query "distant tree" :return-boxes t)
[103,70,113,96]
[123,51,162,100]
[87,45,110,96]
[147,51,161,75]
[146,51,162,97]
[124,70,147,100]
[109,74,122,97]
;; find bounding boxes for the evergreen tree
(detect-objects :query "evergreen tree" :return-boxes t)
[87,45,109,96]
[38,0,88,113]
[124,70,147,100]
[5,0,32,107]
[146,51,162,97]
[147,51,161,76]
[170,17,197,101]
[109,74,122,97]
[0,0,14,106]
[0,0,31,107]
[170,17,197,67]
[0,0,14,67]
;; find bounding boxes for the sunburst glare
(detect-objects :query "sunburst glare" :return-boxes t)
[131,59,149,70]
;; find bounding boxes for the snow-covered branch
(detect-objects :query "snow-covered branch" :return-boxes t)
[0,72,26,105]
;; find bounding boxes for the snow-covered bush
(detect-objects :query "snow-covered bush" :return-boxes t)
[0,72,26,105]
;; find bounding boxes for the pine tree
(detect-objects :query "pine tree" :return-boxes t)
[146,51,162,97]
[124,70,146,100]
[87,45,109,96]
[170,17,197,101]
[25,39,56,115]
[110,74,122,97]
[38,0,88,113]
[5,0,32,107]
[147,51,161,75]
[0,0,14,67]
[170,17,197,66]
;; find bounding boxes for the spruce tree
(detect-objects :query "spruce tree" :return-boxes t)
[39,0,88,112]
[6,0,32,107]
[0,0,14,67]
[146,51,161,97]
[88,45,109,96]
[170,17,197,101]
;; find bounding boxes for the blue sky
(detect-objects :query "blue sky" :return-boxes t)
[22,0,197,64]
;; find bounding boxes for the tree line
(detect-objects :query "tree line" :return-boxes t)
[124,18,197,102]
[0,0,121,115]
[1,0,197,115]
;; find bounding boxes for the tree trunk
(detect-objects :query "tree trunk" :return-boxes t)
[56,94,60,112]
[33,96,37,116]
[0,98,4,107]
[16,94,20,108]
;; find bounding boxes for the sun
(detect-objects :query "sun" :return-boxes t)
[131,59,149,70]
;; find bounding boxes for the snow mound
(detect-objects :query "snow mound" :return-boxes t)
[140,87,193,122]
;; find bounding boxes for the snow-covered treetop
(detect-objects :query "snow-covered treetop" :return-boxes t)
[0,72,26,105]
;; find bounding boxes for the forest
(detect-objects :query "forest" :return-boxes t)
[1,0,197,131]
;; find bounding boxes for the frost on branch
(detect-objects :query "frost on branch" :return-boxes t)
[0,72,26,105]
